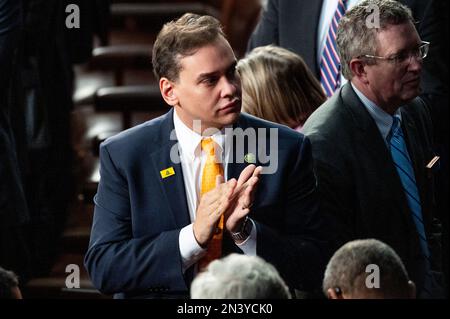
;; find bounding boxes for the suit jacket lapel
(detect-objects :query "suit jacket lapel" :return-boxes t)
[226,115,253,181]
[400,109,423,182]
[400,108,432,226]
[149,108,190,228]
[341,84,412,222]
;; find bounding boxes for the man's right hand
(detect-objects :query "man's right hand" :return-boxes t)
[193,176,237,247]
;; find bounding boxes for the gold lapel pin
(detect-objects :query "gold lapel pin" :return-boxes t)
[160,167,175,179]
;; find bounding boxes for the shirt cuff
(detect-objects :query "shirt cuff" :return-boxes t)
[235,219,257,256]
[179,224,207,273]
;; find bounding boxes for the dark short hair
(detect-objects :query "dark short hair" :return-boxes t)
[0,267,19,299]
[152,13,226,81]
[323,239,411,298]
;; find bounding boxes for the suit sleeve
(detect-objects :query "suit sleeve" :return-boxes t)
[247,0,279,52]
[84,143,187,295]
[255,136,334,292]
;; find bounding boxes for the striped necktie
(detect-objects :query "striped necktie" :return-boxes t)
[388,115,438,297]
[198,138,224,271]
[388,115,430,259]
[320,0,347,97]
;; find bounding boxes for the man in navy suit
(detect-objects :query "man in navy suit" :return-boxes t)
[85,13,331,298]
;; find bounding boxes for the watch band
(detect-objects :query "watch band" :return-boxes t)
[230,217,253,241]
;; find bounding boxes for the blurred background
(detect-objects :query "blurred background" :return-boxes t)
[1,0,448,299]
[0,0,263,299]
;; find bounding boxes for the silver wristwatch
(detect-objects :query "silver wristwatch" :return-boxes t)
[230,217,253,241]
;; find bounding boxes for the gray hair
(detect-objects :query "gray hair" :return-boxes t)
[323,239,411,298]
[190,254,291,299]
[0,267,19,299]
[337,0,414,80]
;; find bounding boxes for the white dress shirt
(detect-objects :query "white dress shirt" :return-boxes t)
[317,0,360,87]
[174,109,257,273]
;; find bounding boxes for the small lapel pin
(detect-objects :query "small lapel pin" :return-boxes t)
[426,156,440,169]
[244,153,256,164]
[160,167,175,179]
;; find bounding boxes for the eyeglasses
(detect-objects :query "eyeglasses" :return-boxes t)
[359,41,430,66]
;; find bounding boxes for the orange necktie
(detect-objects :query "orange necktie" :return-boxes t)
[198,138,224,271]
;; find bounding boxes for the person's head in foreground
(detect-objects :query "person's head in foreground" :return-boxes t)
[0,267,22,299]
[190,253,291,299]
[323,239,416,299]
[237,45,325,131]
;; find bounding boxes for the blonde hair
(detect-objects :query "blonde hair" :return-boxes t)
[237,45,326,128]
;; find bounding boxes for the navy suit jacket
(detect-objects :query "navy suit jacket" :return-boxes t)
[84,108,331,298]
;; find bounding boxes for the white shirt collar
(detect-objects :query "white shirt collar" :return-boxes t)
[173,109,226,160]
[351,83,402,141]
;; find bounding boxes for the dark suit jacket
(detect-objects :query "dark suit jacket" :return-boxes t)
[84,108,331,298]
[302,83,441,293]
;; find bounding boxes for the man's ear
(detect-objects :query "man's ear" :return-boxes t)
[160,77,178,106]
[327,288,344,299]
[349,58,369,85]
[407,280,416,299]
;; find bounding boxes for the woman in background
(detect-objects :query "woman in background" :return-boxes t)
[237,45,325,132]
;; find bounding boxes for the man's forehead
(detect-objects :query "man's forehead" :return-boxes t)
[177,41,236,75]
[375,22,420,51]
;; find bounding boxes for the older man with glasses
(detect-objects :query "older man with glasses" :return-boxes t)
[303,0,445,298]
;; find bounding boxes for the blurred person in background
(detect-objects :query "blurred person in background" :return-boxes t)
[237,45,325,132]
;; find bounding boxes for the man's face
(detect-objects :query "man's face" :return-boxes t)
[364,22,423,110]
[172,36,241,133]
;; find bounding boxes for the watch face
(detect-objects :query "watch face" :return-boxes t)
[231,218,252,241]
[231,232,247,241]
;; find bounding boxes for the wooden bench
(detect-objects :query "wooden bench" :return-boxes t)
[94,85,168,129]
[88,44,153,85]
[110,2,220,32]
[23,253,109,299]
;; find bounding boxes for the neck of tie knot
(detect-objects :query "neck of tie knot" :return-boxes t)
[392,115,401,130]
[201,138,215,156]
[387,115,401,143]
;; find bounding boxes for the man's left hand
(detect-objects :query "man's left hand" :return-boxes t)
[224,164,262,235]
